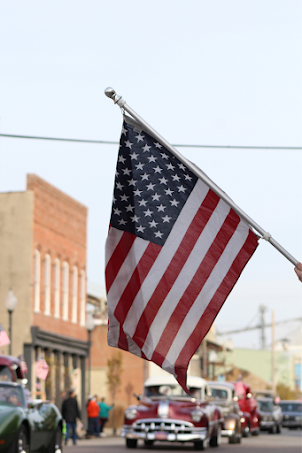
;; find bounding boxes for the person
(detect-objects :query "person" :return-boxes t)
[7,392,20,405]
[87,395,100,437]
[294,262,302,282]
[98,397,114,436]
[61,389,81,446]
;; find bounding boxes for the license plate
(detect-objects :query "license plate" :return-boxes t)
[155,432,168,440]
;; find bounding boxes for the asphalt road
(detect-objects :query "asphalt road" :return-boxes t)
[66,429,301,453]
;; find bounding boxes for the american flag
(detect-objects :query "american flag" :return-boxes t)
[0,324,10,347]
[36,357,49,381]
[105,118,259,391]
[18,354,28,374]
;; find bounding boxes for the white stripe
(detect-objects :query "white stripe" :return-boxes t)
[163,220,250,374]
[141,198,230,359]
[122,180,209,337]
[105,228,124,265]
[106,233,149,315]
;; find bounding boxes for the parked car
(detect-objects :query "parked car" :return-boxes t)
[122,375,223,450]
[207,381,241,444]
[0,381,62,453]
[232,381,260,437]
[257,397,282,434]
[0,354,26,383]
[279,401,302,429]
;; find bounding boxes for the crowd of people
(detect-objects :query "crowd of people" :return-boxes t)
[61,389,113,445]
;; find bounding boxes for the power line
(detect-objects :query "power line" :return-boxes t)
[0,133,301,150]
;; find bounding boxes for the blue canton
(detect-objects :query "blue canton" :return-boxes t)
[110,120,197,246]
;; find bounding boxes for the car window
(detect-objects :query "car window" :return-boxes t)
[0,385,24,406]
[258,400,274,412]
[0,366,12,382]
[145,383,201,398]
[210,388,228,400]
[279,403,302,412]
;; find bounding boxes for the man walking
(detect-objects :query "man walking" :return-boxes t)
[62,389,81,445]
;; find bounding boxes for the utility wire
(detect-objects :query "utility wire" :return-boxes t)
[0,133,301,150]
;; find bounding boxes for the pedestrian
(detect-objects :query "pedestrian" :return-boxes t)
[98,397,114,436]
[87,395,100,437]
[61,389,81,446]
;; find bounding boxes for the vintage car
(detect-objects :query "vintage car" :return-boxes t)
[122,375,223,450]
[232,381,260,437]
[257,397,282,433]
[279,400,302,429]
[0,381,62,453]
[207,381,241,444]
[0,355,26,383]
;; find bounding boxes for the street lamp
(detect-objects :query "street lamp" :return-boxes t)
[86,314,95,396]
[4,290,18,356]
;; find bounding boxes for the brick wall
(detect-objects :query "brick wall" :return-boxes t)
[27,174,88,340]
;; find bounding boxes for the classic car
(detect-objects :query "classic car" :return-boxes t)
[0,355,26,383]
[257,397,282,433]
[0,381,62,453]
[122,375,223,450]
[279,400,302,429]
[232,381,260,437]
[207,381,241,444]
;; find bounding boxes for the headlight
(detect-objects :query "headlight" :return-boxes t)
[295,416,302,421]
[240,417,245,423]
[191,410,203,422]
[125,408,138,420]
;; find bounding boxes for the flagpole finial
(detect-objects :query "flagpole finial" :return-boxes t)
[104,87,125,107]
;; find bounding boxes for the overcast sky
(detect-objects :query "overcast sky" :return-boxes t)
[0,1,301,349]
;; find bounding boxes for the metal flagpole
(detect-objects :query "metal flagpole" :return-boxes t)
[104,87,298,267]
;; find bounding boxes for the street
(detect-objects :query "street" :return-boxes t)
[66,429,301,453]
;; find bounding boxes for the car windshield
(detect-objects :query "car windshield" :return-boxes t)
[279,403,302,413]
[210,388,228,400]
[258,400,274,412]
[0,384,24,406]
[144,384,201,399]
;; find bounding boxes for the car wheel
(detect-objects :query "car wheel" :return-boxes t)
[7,425,29,453]
[144,440,154,447]
[194,441,205,450]
[229,425,241,444]
[276,423,282,434]
[209,425,221,447]
[251,428,259,436]
[126,439,138,448]
[46,426,63,453]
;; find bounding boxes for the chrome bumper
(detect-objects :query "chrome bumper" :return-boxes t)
[122,419,207,442]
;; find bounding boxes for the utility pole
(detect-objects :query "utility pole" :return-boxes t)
[272,310,276,395]
[259,305,267,349]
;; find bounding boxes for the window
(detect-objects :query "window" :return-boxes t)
[34,249,41,312]
[71,266,78,323]
[79,270,86,326]
[62,262,69,321]
[54,258,60,318]
[44,254,51,315]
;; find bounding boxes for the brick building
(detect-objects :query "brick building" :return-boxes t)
[0,174,89,411]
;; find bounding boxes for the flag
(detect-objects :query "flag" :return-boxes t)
[36,357,49,381]
[18,354,28,374]
[0,324,10,347]
[105,117,259,391]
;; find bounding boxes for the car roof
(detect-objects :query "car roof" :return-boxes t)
[257,397,274,401]
[0,381,22,389]
[144,375,207,388]
[207,381,234,390]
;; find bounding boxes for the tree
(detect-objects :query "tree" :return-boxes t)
[107,351,123,434]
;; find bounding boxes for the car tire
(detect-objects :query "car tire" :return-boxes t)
[276,423,282,434]
[194,441,205,450]
[229,425,241,444]
[251,428,259,436]
[126,439,138,448]
[144,440,154,447]
[46,426,63,453]
[209,425,221,447]
[7,425,29,453]
[269,425,277,435]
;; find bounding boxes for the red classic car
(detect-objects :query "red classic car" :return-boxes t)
[122,375,223,450]
[232,381,260,437]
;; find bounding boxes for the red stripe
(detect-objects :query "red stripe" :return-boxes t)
[174,229,258,391]
[151,209,241,367]
[114,241,162,323]
[117,326,130,352]
[132,190,220,349]
[105,231,136,293]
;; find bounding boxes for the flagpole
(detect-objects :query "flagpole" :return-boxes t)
[104,88,298,267]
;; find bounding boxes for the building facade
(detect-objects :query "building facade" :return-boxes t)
[0,174,89,412]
